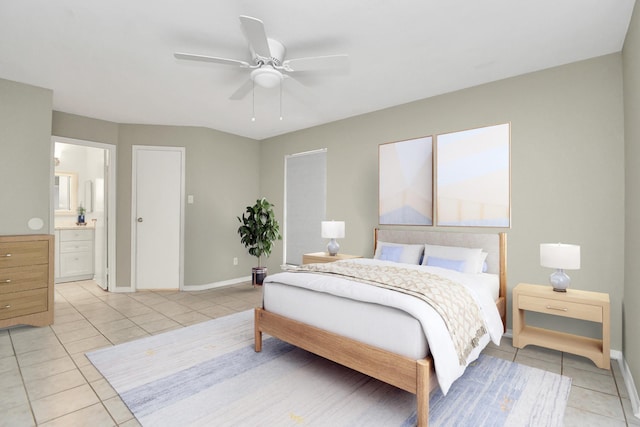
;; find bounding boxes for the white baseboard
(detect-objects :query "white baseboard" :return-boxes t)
[182,276,252,291]
[618,354,640,419]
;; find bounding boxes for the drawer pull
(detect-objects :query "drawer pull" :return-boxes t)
[2,279,11,283]
[1,304,10,310]
[546,305,568,312]
[2,253,11,257]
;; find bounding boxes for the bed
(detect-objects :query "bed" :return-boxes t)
[254,229,507,426]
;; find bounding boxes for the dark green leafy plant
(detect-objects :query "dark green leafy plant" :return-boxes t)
[237,198,282,267]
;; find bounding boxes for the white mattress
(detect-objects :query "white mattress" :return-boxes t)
[264,281,429,359]
[262,258,503,395]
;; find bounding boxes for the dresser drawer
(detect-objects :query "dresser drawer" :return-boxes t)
[60,240,93,253]
[0,264,48,294]
[59,229,93,242]
[0,288,48,320]
[518,294,602,322]
[0,240,48,268]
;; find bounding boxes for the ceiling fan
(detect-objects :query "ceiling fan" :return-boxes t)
[174,15,349,100]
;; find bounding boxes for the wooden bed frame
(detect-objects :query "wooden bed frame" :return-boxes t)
[255,229,507,426]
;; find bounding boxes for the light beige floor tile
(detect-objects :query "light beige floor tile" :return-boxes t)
[150,300,192,316]
[138,317,182,334]
[563,365,618,396]
[55,325,101,344]
[129,311,168,325]
[51,318,94,335]
[79,362,105,382]
[10,330,60,354]
[25,368,87,400]
[119,417,143,427]
[17,344,68,367]
[31,383,100,424]
[0,363,24,387]
[514,353,562,374]
[53,311,87,325]
[516,344,563,364]
[93,318,137,334]
[102,325,150,345]
[0,404,35,427]
[0,382,30,411]
[481,347,516,362]
[171,310,211,326]
[62,334,112,355]
[563,405,627,426]
[0,354,19,374]
[103,395,135,424]
[567,385,626,421]
[20,356,77,383]
[0,334,15,357]
[197,304,235,318]
[38,402,115,427]
[90,377,117,400]
[563,352,611,374]
[70,352,92,368]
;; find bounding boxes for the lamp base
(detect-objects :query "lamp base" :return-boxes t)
[550,269,571,292]
[327,239,340,256]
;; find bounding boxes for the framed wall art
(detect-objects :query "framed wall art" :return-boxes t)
[435,123,510,227]
[379,136,433,225]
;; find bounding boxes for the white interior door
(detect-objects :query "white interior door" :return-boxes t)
[132,146,184,290]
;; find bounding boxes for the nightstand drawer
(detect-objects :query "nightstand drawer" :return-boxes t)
[518,294,602,322]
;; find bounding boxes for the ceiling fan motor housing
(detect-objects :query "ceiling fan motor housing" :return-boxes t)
[258,38,285,66]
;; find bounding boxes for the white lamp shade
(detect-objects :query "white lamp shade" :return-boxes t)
[540,243,581,270]
[321,221,345,239]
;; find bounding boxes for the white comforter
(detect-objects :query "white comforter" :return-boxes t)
[264,258,503,395]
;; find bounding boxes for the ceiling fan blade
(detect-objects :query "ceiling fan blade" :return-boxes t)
[229,79,253,100]
[239,15,271,59]
[283,54,349,72]
[174,52,250,68]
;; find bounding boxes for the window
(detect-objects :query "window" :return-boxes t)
[284,149,327,265]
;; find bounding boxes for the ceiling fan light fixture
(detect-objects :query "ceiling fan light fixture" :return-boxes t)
[251,67,282,89]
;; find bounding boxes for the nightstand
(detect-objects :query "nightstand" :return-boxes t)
[512,283,610,369]
[302,252,361,264]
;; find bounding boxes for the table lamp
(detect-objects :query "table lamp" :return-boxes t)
[540,243,581,292]
[321,221,345,256]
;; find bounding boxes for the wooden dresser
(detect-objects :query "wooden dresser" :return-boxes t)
[0,234,54,328]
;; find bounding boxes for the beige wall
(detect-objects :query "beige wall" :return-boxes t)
[624,2,640,397]
[51,113,261,288]
[0,79,52,235]
[261,54,626,351]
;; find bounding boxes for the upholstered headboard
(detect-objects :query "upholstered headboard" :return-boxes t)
[374,228,508,331]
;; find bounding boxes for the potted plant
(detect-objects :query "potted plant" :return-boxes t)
[77,205,86,225]
[237,198,282,286]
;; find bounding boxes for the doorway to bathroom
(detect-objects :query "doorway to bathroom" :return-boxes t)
[51,136,117,291]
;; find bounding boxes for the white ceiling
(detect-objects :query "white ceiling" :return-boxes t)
[0,1,635,140]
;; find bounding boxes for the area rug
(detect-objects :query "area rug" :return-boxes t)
[86,310,571,426]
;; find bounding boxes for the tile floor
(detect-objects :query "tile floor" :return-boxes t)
[0,280,638,426]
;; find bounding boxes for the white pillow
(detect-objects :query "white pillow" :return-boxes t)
[374,241,424,265]
[421,243,484,274]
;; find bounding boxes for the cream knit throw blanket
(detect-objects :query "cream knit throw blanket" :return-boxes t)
[284,261,487,365]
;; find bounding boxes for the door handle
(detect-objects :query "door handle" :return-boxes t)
[137,217,144,223]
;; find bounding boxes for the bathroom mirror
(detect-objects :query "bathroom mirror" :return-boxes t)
[54,172,78,213]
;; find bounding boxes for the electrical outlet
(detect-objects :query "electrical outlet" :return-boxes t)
[233,257,238,266]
